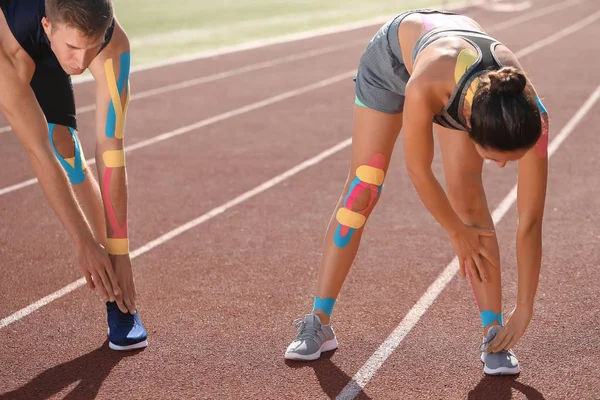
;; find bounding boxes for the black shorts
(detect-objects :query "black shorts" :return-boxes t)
[31,62,77,129]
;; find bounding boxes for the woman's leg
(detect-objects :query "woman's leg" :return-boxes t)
[434,126,502,335]
[312,105,403,324]
[284,105,403,361]
[435,126,521,374]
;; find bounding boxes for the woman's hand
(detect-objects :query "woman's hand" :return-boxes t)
[450,224,499,283]
[487,305,534,353]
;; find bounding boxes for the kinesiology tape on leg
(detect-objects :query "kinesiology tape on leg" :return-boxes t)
[334,153,385,248]
[48,123,86,184]
[313,296,336,317]
[480,310,503,328]
[101,148,129,255]
[104,52,130,140]
[103,52,131,255]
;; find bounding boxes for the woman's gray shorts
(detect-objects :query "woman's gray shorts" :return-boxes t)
[354,9,448,114]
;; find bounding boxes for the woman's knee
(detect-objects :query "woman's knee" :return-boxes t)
[448,184,488,222]
[340,154,387,216]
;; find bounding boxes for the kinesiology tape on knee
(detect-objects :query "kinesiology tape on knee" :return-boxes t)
[334,153,385,248]
[48,123,86,184]
[480,310,503,328]
[313,296,336,317]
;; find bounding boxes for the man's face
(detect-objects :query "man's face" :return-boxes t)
[42,17,105,75]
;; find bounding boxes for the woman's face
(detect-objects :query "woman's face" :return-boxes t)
[474,143,529,168]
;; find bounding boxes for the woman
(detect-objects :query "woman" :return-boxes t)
[284,8,549,376]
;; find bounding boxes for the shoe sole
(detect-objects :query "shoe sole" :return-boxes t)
[109,340,148,351]
[480,352,521,375]
[284,337,339,361]
[107,328,148,351]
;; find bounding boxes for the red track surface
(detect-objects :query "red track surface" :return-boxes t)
[1,1,599,398]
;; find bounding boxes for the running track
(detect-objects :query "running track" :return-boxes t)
[1,0,599,398]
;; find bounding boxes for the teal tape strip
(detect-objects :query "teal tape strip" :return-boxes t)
[535,96,548,114]
[480,310,503,328]
[313,296,336,316]
[106,52,131,138]
[48,123,85,184]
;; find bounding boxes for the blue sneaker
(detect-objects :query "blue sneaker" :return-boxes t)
[106,302,148,351]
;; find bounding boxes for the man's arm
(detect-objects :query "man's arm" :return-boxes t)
[88,20,137,314]
[0,50,119,301]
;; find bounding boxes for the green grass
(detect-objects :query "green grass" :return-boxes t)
[113,0,453,66]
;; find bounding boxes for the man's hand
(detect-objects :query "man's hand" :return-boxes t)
[111,255,137,315]
[76,239,121,302]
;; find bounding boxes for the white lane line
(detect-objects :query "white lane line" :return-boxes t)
[0,0,589,196]
[484,0,585,33]
[480,0,533,13]
[512,9,600,59]
[336,85,600,399]
[0,71,355,197]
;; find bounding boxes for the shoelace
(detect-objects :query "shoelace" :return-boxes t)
[109,309,136,326]
[292,318,320,341]
[478,331,497,353]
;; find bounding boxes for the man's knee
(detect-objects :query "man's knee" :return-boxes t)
[48,123,87,184]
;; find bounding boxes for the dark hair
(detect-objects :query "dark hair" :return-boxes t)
[45,0,113,37]
[469,66,541,151]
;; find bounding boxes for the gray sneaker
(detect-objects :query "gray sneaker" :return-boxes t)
[479,325,521,375]
[284,314,339,361]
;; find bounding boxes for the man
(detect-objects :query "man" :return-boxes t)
[0,0,147,351]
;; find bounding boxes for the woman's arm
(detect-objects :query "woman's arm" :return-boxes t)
[487,95,549,353]
[403,77,498,282]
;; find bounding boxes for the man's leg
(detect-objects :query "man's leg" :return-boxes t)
[48,124,107,245]
[48,122,147,351]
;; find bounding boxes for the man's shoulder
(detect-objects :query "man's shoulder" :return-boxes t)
[1,0,45,27]
[1,0,47,59]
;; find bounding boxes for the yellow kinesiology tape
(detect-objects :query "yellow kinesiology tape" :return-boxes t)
[335,208,367,229]
[64,155,87,170]
[104,52,131,140]
[102,149,126,168]
[356,165,385,186]
[106,238,129,255]
[455,49,481,106]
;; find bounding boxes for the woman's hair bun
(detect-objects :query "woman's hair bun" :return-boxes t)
[487,66,527,95]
